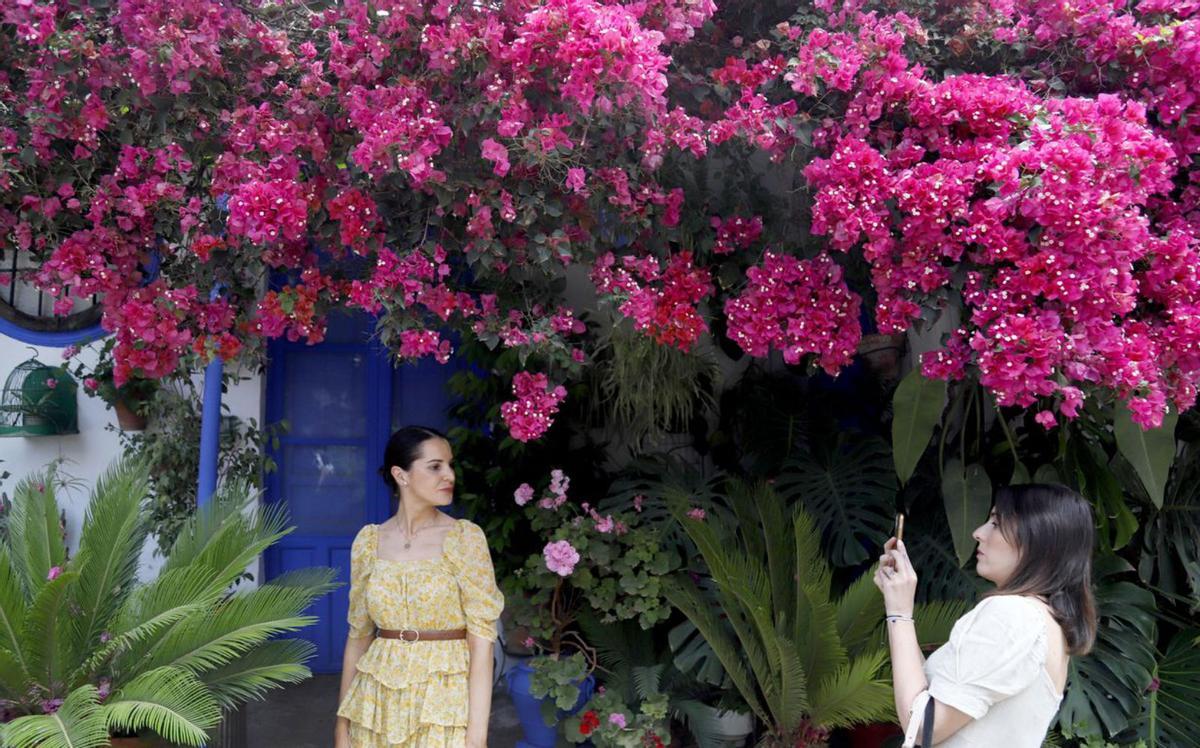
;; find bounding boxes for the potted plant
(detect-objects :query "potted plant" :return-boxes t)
[0,458,335,747]
[65,339,160,430]
[663,480,966,747]
[504,469,679,748]
[563,689,672,747]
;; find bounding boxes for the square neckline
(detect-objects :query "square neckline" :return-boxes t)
[372,519,459,564]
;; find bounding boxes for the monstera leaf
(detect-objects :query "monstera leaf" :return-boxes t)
[775,433,896,567]
[1058,556,1157,741]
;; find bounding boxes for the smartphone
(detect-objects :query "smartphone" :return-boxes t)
[894,513,905,543]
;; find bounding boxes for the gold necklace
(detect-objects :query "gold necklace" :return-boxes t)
[391,516,435,550]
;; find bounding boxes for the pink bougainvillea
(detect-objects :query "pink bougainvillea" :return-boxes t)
[501,372,568,442]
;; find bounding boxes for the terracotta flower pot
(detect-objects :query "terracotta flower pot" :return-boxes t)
[856,332,908,380]
[108,737,152,748]
[113,399,148,431]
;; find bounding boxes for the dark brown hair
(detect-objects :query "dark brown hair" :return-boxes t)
[377,425,448,494]
[990,483,1097,655]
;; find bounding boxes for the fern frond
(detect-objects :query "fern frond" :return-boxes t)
[0,684,108,748]
[102,666,221,747]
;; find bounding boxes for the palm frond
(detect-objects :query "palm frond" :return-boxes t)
[662,577,768,723]
[7,470,67,596]
[161,480,289,592]
[71,456,151,661]
[913,599,970,650]
[835,571,884,657]
[101,666,221,747]
[266,566,339,595]
[0,546,31,686]
[0,684,108,748]
[198,639,314,710]
[22,570,79,690]
[752,482,796,630]
[796,586,847,691]
[775,635,809,734]
[807,649,893,729]
[0,646,29,700]
[86,565,221,683]
[139,583,320,676]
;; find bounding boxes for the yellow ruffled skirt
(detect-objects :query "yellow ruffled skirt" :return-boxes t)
[338,639,470,747]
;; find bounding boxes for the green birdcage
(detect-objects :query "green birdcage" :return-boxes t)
[0,357,79,437]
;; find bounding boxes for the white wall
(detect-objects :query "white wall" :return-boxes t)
[0,334,264,581]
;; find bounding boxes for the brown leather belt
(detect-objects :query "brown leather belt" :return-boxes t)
[377,628,467,642]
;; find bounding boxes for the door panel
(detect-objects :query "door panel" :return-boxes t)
[263,313,457,673]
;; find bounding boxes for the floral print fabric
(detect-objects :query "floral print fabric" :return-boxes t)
[337,520,504,747]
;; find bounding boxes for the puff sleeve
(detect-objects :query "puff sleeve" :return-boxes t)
[346,524,378,639]
[926,595,1049,719]
[447,520,505,641]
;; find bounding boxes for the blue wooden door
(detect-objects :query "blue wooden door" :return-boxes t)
[263,311,456,673]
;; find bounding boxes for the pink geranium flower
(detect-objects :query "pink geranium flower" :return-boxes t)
[543,540,580,577]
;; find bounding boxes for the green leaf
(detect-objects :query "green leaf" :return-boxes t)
[1114,402,1178,509]
[941,459,992,566]
[0,684,108,748]
[891,369,947,485]
[776,434,896,567]
[102,666,221,746]
[1140,629,1200,747]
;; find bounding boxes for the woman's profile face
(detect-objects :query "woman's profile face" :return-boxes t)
[972,509,1021,587]
[392,437,456,507]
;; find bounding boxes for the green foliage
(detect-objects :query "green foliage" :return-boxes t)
[663,480,965,744]
[1139,629,1200,748]
[775,432,895,567]
[0,458,334,747]
[940,458,992,567]
[891,368,947,485]
[1059,556,1158,742]
[1114,403,1178,510]
[529,652,590,714]
[562,688,672,747]
[590,320,720,454]
[114,377,281,554]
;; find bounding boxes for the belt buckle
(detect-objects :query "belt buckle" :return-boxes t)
[400,629,420,643]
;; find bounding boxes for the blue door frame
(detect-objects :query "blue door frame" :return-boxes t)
[263,313,455,673]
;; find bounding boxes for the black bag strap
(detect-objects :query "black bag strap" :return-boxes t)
[919,695,935,747]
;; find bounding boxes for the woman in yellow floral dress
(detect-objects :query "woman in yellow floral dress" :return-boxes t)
[335,426,504,748]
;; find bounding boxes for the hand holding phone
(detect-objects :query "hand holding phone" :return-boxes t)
[894,512,905,543]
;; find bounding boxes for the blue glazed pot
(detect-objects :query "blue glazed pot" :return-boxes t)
[505,660,595,748]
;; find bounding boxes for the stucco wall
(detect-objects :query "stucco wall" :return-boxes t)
[0,333,264,581]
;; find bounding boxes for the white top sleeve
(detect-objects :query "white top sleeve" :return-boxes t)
[926,595,1048,720]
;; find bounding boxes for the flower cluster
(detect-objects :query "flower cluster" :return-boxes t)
[725,253,863,376]
[591,251,713,350]
[564,690,672,747]
[710,214,763,255]
[500,371,568,442]
[506,469,678,660]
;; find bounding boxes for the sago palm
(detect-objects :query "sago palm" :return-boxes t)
[663,480,965,746]
[0,457,336,747]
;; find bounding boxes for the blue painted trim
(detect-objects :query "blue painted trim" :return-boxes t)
[197,356,224,506]
[0,317,105,348]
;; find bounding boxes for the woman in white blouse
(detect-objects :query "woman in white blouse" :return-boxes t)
[875,484,1098,747]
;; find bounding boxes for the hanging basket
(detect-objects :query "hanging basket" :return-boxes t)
[0,357,79,437]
